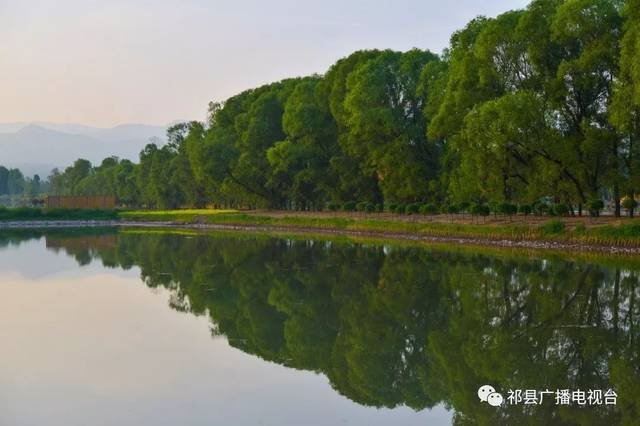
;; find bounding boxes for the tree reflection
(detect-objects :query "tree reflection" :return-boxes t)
[24,230,640,424]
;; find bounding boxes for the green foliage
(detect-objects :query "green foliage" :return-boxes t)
[622,197,638,217]
[458,201,471,213]
[588,199,605,217]
[419,203,439,215]
[532,201,549,216]
[518,204,532,216]
[552,203,570,217]
[406,203,420,215]
[539,220,566,235]
[342,201,357,212]
[445,204,460,215]
[0,208,118,221]
[327,202,340,212]
[470,203,490,217]
[498,202,518,216]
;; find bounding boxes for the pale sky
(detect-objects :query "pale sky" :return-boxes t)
[0,0,529,127]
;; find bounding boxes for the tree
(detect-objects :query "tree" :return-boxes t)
[343,49,441,202]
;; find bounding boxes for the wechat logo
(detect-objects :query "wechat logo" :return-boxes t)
[478,385,504,407]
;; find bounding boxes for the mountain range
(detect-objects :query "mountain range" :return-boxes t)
[0,122,173,178]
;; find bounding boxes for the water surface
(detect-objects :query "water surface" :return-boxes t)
[0,229,637,425]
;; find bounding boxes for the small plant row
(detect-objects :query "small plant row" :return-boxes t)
[0,207,119,221]
[324,198,619,217]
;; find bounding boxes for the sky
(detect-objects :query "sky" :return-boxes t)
[0,0,529,127]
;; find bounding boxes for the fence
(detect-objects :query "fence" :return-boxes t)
[46,196,116,209]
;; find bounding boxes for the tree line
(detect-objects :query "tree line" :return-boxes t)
[0,166,44,198]
[38,0,640,216]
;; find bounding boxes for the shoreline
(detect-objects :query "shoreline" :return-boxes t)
[1,219,639,255]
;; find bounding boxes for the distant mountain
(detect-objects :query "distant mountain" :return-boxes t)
[0,122,175,177]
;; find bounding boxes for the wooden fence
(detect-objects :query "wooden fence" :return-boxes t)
[46,196,116,209]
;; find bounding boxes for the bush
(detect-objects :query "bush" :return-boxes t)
[518,204,532,216]
[532,201,549,216]
[326,202,340,212]
[622,197,638,217]
[446,204,460,215]
[470,203,490,217]
[458,201,471,213]
[355,201,368,212]
[488,201,500,216]
[552,203,570,217]
[539,220,566,234]
[0,208,119,222]
[342,201,357,212]
[375,204,383,213]
[406,203,420,215]
[588,199,605,217]
[386,203,398,213]
[500,202,518,216]
[419,203,438,215]
[364,203,376,213]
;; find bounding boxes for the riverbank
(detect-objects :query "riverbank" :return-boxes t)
[2,212,640,254]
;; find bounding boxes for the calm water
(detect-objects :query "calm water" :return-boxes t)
[0,229,637,425]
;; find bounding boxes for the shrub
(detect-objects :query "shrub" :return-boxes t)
[375,204,383,213]
[622,197,638,217]
[470,203,490,217]
[406,203,420,215]
[532,201,549,216]
[539,220,566,234]
[446,204,460,215]
[326,202,340,212]
[588,199,605,217]
[355,201,368,212]
[395,204,407,214]
[552,203,570,217]
[364,203,376,213]
[458,201,471,213]
[386,203,398,213]
[342,201,357,212]
[419,203,438,215]
[500,203,518,216]
[488,201,500,216]
[518,204,532,216]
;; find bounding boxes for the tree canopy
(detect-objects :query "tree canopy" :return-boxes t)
[11,0,640,216]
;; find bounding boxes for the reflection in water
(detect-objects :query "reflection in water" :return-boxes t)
[3,229,640,425]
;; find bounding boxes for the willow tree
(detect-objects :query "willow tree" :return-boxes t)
[343,49,441,202]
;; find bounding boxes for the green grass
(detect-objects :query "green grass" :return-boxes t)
[119,209,238,222]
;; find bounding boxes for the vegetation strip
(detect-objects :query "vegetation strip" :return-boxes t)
[2,215,640,254]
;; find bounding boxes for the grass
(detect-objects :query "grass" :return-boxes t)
[119,209,238,222]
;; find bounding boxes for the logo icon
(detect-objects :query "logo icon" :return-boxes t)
[478,385,504,407]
